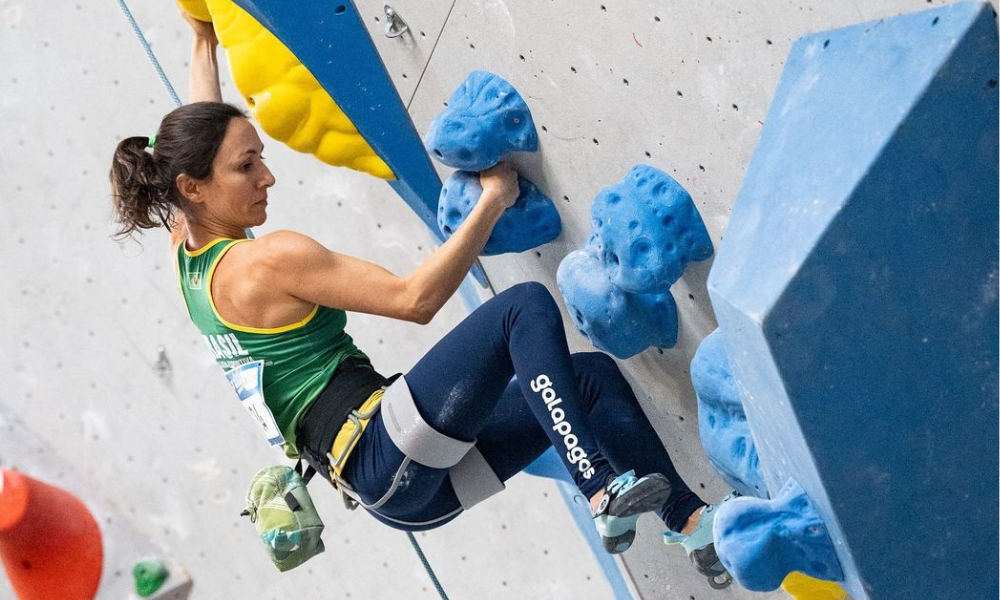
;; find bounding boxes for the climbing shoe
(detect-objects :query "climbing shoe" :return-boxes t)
[592,470,672,554]
[662,491,738,589]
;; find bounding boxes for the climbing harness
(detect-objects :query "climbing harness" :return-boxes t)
[320,375,506,526]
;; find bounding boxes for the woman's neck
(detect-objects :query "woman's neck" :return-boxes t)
[184,215,248,251]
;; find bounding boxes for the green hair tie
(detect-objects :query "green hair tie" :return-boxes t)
[147,135,157,148]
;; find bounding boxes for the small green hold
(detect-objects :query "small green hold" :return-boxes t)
[132,559,170,597]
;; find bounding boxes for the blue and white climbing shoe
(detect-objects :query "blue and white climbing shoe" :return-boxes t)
[592,470,672,554]
[663,492,738,589]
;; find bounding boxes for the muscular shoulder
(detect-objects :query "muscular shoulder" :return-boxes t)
[211,231,320,325]
[250,230,333,275]
[205,231,319,295]
[255,230,326,258]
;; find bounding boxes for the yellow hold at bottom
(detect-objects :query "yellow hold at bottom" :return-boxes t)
[173,0,394,179]
[781,572,849,600]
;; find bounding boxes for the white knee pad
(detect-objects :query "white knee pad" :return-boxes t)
[381,377,505,510]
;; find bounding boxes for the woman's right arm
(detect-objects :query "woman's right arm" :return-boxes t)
[256,164,520,324]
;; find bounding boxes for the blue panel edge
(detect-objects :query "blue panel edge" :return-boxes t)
[232,0,443,238]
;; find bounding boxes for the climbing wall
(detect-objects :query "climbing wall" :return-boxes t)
[3,1,996,600]
[369,0,997,598]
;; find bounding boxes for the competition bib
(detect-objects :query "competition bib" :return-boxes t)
[225,361,285,447]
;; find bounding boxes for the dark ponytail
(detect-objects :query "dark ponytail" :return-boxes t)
[110,136,172,238]
[110,102,246,239]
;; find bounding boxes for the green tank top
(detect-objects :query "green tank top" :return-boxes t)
[175,238,367,456]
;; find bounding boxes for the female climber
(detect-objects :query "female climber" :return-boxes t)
[108,12,727,577]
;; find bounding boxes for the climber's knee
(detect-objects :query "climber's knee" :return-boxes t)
[505,281,560,323]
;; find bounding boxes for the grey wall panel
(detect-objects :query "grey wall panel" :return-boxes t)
[354,0,456,107]
[1,2,611,599]
[402,0,997,598]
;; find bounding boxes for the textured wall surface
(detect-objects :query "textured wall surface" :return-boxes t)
[2,1,995,599]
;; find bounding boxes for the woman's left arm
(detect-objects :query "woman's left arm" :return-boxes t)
[169,11,220,248]
[183,12,222,103]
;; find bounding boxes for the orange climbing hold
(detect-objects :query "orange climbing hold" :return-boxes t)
[0,469,103,600]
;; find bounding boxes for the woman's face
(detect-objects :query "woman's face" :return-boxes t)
[198,118,275,228]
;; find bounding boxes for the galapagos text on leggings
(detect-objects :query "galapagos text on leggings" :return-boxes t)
[530,374,596,480]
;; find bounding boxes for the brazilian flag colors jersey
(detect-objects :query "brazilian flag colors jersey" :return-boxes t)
[175,238,367,456]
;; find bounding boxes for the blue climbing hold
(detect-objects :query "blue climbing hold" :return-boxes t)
[424,71,538,170]
[437,170,561,255]
[556,248,677,359]
[714,479,845,592]
[592,165,712,294]
[691,330,767,499]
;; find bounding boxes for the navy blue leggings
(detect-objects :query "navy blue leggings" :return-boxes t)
[341,282,704,531]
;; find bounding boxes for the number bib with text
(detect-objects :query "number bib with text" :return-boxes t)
[225,360,285,447]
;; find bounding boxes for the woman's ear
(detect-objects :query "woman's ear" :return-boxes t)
[176,173,203,204]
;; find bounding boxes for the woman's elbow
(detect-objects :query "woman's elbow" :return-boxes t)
[407,301,437,325]
[399,280,440,324]
[411,311,434,325]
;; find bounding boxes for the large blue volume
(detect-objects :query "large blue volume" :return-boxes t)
[706,4,998,600]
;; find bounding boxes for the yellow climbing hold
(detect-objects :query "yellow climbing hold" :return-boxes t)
[781,572,849,600]
[174,0,211,23]
[174,0,394,179]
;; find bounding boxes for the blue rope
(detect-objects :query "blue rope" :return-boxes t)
[406,532,449,600]
[115,0,182,108]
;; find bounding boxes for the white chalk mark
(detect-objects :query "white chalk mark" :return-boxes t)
[80,410,111,442]
[3,5,22,26]
[189,458,222,481]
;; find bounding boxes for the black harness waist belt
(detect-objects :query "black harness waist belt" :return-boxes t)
[296,356,400,483]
